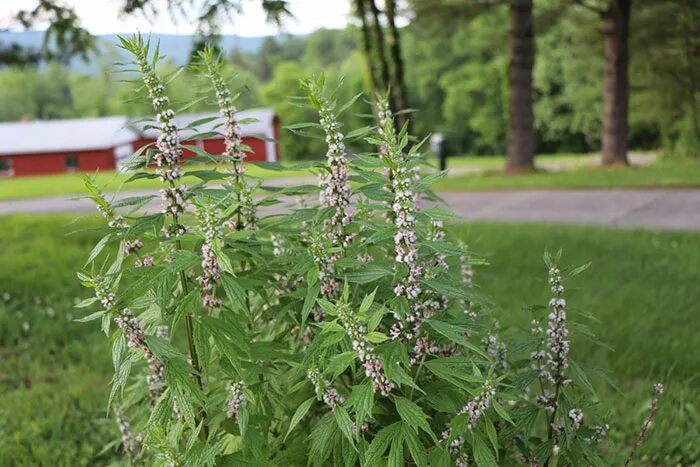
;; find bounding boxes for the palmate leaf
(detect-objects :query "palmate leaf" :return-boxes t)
[308,412,340,465]
[393,396,437,443]
[221,275,247,314]
[165,358,202,429]
[327,351,356,379]
[364,422,401,465]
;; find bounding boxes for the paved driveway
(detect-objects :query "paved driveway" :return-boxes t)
[1,188,699,231]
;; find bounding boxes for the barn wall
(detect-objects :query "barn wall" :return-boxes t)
[4,149,115,177]
[202,136,269,162]
[134,136,273,163]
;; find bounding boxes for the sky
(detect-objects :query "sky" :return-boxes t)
[0,0,353,37]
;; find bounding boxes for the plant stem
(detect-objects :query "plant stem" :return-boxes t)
[173,208,208,441]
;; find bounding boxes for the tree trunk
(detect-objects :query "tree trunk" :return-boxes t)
[366,0,392,97]
[354,0,380,95]
[506,0,536,172]
[601,0,631,166]
[385,0,411,132]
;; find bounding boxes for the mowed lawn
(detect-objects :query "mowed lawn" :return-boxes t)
[2,156,700,201]
[439,157,700,191]
[0,215,698,464]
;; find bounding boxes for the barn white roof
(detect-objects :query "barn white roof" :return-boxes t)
[0,116,134,156]
[135,108,277,140]
[0,108,277,156]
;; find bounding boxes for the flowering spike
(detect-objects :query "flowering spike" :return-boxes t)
[196,203,223,308]
[458,380,495,429]
[200,47,258,230]
[114,309,165,398]
[335,298,394,395]
[124,35,187,237]
[307,367,345,410]
[303,76,352,246]
[375,97,421,301]
[226,381,247,418]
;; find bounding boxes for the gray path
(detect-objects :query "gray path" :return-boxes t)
[1,188,699,231]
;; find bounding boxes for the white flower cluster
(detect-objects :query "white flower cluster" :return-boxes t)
[568,408,584,431]
[307,368,345,410]
[483,330,508,370]
[314,91,352,245]
[133,48,187,237]
[376,99,422,302]
[116,412,143,464]
[226,381,247,418]
[460,254,476,319]
[336,301,394,396]
[196,205,223,309]
[545,267,570,385]
[458,380,496,429]
[93,275,116,310]
[114,309,165,398]
[205,60,258,230]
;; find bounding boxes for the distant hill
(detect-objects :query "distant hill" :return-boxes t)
[0,31,269,73]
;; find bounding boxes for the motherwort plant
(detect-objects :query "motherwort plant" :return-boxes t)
[77,39,663,466]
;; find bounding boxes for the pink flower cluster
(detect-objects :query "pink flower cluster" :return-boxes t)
[376,99,422,301]
[483,331,508,370]
[315,94,352,245]
[307,368,345,410]
[336,301,394,395]
[544,267,570,385]
[310,235,341,304]
[133,48,187,237]
[116,412,143,464]
[226,381,247,418]
[93,275,116,310]
[441,429,469,466]
[460,254,476,319]
[124,238,143,255]
[205,61,258,230]
[114,309,165,398]
[196,205,223,309]
[458,380,495,429]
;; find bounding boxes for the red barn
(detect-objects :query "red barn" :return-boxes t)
[131,108,281,167]
[0,116,134,177]
[0,108,280,177]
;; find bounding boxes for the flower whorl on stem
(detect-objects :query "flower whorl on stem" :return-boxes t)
[376,98,421,301]
[303,78,353,247]
[336,298,394,396]
[307,367,345,410]
[114,309,165,398]
[196,204,223,309]
[200,48,258,230]
[124,36,187,237]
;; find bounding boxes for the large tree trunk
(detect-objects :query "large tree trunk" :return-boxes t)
[601,0,631,166]
[506,0,536,172]
[354,0,380,95]
[385,0,411,131]
[367,0,392,97]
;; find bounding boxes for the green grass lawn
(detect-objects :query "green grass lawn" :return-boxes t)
[2,155,699,202]
[438,157,700,190]
[0,215,697,464]
[0,163,309,201]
